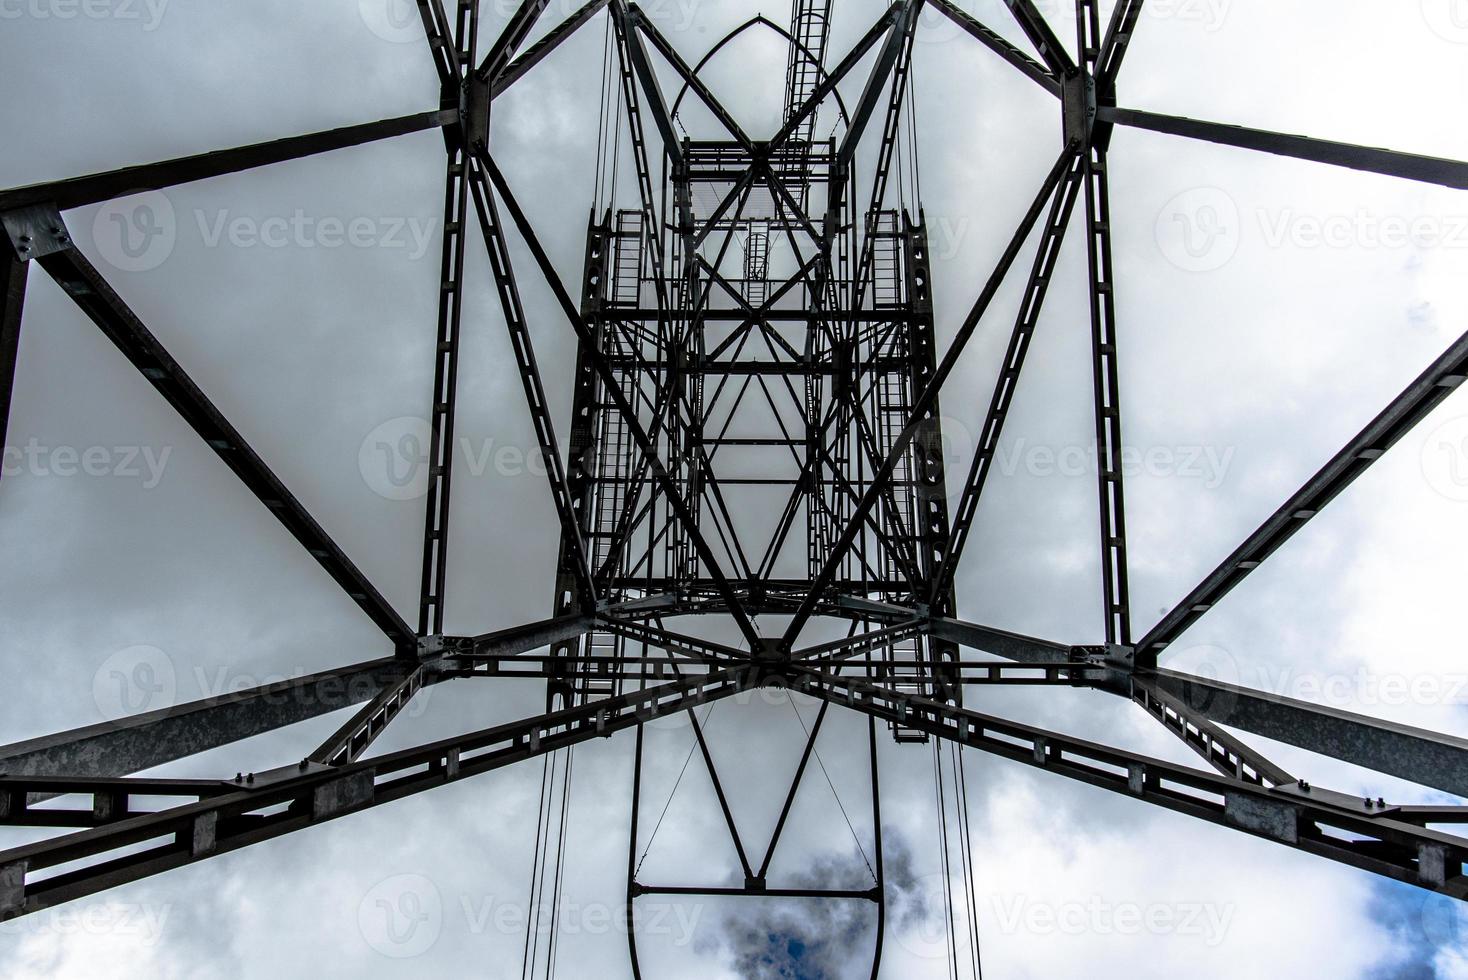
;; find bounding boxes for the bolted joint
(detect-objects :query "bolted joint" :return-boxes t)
[1071,643,1133,696]
[460,71,491,152]
[2,205,71,262]
[755,638,789,663]
[751,660,796,694]
[1104,643,1136,670]
[417,634,471,661]
[1061,70,1097,148]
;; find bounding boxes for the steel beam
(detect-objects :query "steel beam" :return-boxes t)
[414,0,462,86]
[783,147,1080,646]
[0,669,753,918]
[0,612,594,783]
[479,153,763,646]
[792,669,1468,897]
[1078,2,1132,645]
[491,0,612,98]
[689,710,755,881]
[771,5,901,152]
[446,610,597,659]
[0,658,408,780]
[476,0,552,82]
[1099,106,1468,191]
[1131,676,1292,787]
[633,884,879,901]
[1142,667,1468,799]
[929,153,1085,602]
[34,237,413,650]
[0,251,24,466]
[820,659,1103,687]
[925,0,1058,96]
[1096,0,1145,89]
[0,111,458,213]
[1139,326,1468,664]
[417,141,473,637]
[307,666,425,767]
[834,0,915,171]
[755,700,828,879]
[630,6,752,148]
[465,159,596,605]
[611,3,686,166]
[999,0,1075,76]
[926,615,1075,666]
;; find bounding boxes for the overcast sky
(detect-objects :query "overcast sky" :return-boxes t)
[2,0,1468,976]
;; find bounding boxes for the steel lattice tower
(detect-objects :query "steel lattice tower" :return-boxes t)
[2,0,1468,972]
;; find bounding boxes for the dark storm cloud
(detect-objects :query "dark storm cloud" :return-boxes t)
[696,828,931,979]
[1364,880,1468,980]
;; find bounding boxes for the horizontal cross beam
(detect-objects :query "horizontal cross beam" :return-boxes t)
[0,668,755,917]
[790,668,1468,898]
[0,111,457,213]
[1141,667,1468,799]
[1100,106,1468,191]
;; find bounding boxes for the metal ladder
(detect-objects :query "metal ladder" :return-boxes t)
[875,369,915,585]
[883,630,932,743]
[854,19,917,307]
[578,325,642,705]
[743,221,770,306]
[782,0,833,206]
[783,0,833,141]
[575,628,623,702]
[610,15,663,276]
[611,209,643,307]
[870,210,903,309]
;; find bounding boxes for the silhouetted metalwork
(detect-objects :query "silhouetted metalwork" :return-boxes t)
[2,0,1467,971]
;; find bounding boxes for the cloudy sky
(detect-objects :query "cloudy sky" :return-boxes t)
[2,0,1468,976]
